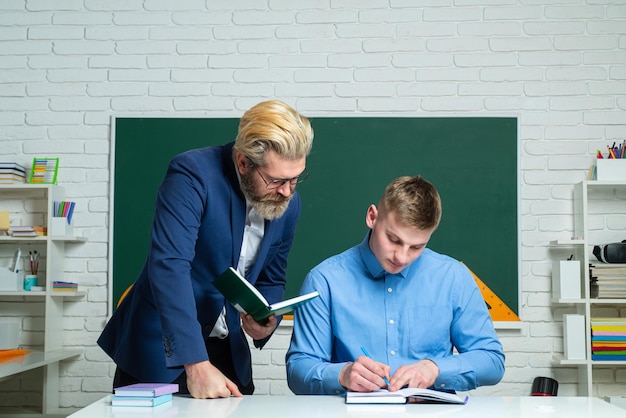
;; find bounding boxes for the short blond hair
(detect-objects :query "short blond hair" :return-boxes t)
[378,176,442,230]
[233,100,314,166]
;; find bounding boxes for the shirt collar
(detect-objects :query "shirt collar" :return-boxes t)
[358,231,413,280]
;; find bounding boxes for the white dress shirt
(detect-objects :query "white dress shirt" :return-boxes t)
[210,200,265,338]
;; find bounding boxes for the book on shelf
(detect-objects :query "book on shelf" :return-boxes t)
[212,267,319,321]
[0,211,8,234]
[590,263,626,298]
[111,393,173,407]
[33,226,46,236]
[9,226,37,237]
[0,168,26,176]
[52,281,78,292]
[114,383,179,398]
[0,171,26,180]
[0,162,26,172]
[590,263,626,276]
[590,317,626,361]
[0,162,26,184]
[345,388,468,405]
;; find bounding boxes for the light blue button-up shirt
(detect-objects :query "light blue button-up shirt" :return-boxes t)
[286,234,505,395]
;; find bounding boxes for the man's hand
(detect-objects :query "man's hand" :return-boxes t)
[184,360,242,399]
[388,359,439,391]
[240,313,277,340]
[338,356,391,392]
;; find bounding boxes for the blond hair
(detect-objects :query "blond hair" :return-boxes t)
[233,100,314,166]
[378,176,442,230]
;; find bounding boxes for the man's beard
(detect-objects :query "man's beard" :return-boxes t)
[240,171,292,220]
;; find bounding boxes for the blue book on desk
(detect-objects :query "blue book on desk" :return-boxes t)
[111,393,173,407]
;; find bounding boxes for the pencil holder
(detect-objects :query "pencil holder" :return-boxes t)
[595,159,626,180]
[0,269,21,291]
[23,274,38,291]
[50,216,73,236]
[552,260,581,299]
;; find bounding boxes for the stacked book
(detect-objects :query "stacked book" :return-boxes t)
[589,263,626,298]
[52,281,78,292]
[0,162,26,184]
[112,383,179,407]
[9,226,37,237]
[591,317,626,361]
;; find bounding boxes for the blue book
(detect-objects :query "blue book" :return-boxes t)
[591,354,626,361]
[111,393,173,407]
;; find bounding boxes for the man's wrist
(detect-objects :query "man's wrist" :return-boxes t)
[338,362,352,389]
[424,359,440,376]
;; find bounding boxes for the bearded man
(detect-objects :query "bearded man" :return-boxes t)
[98,100,314,399]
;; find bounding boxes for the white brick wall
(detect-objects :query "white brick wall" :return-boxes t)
[1,1,625,412]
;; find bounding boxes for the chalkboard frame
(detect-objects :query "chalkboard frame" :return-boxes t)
[109,115,520,327]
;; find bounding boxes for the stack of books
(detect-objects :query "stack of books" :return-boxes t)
[589,263,626,298]
[0,162,26,184]
[9,226,37,237]
[52,281,78,292]
[591,317,626,361]
[112,383,179,407]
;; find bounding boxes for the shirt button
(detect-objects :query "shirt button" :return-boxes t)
[440,383,446,388]
[387,287,393,293]
[390,350,396,356]
[389,319,394,325]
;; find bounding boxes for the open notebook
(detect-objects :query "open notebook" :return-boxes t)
[346,388,468,405]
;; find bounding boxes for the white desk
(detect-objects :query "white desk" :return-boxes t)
[68,394,624,418]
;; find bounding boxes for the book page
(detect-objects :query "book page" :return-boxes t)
[401,388,466,404]
[346,388,466,405]
[269,291,319,313]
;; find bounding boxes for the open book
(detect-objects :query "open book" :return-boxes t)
[213,267,319,321]
[345,388,468,405]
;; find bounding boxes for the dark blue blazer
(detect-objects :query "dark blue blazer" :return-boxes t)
[97,142,301,386]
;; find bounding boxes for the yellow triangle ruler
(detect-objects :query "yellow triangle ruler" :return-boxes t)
[464,264,520,322]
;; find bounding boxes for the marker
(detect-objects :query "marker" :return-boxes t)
[608,146,616,159]
[360,346,390,387]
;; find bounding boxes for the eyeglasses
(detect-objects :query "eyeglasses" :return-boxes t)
[252,165,309,190]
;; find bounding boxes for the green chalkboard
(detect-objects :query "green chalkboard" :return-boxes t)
[112,117,518,318]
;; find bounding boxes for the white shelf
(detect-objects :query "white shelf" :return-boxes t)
[0,183,85,415]
[551,298,586,304]
[0,290,86,297]
[0,349,81,380]
[550,239,585,246]
[554,355,626,366]
[0,235,86,242]
[588,298,626,304]
[552,180,626,396]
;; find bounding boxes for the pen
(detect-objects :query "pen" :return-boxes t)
[360,346,390,387]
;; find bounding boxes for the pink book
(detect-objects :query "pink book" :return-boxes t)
[114,383,179,397]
